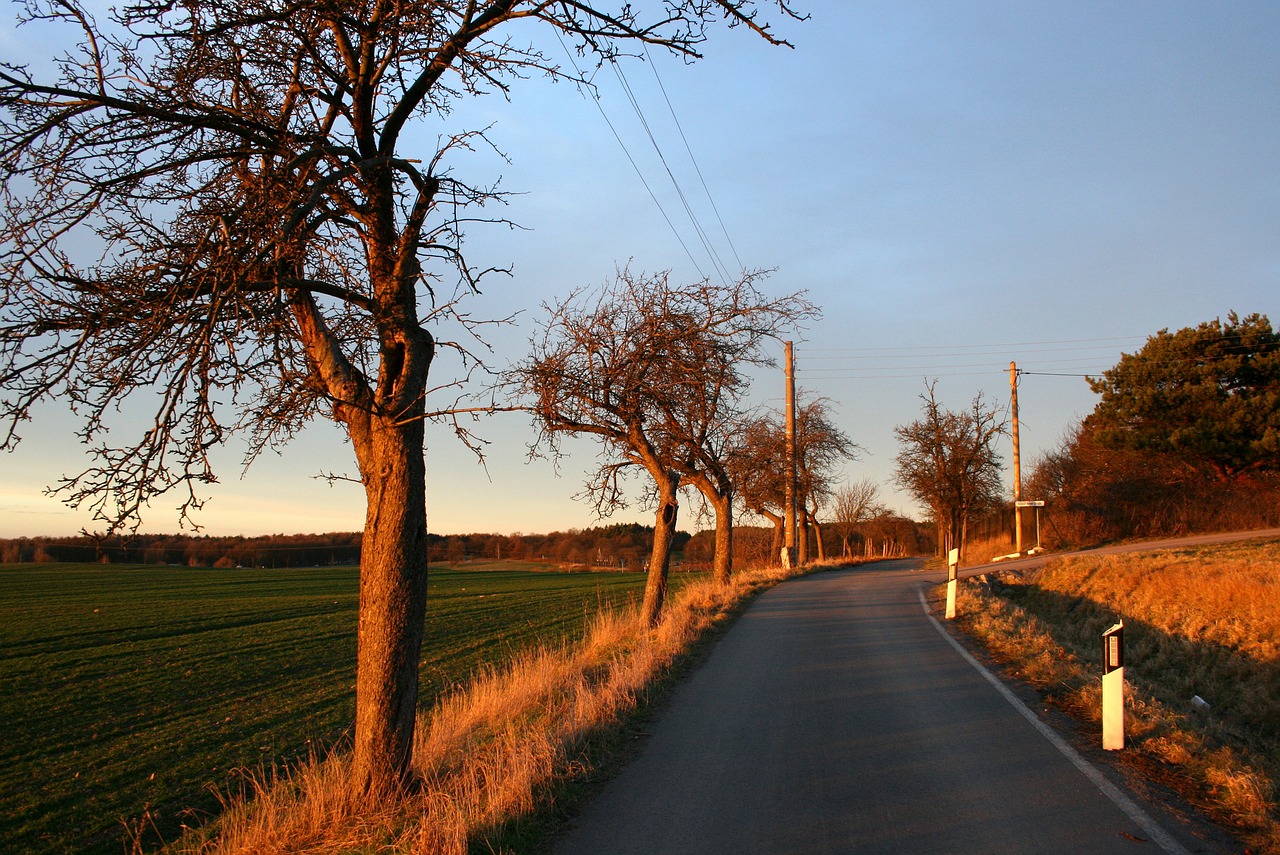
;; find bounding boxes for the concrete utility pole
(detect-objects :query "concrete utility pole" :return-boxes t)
[1010,361,1022,554]
[783,341,798,569]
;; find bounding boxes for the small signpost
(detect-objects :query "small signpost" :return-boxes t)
[945,548,959,619]
[1014,499,1046,552]
[1102,620,1125,750]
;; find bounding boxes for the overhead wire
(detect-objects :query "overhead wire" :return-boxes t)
[554,30,741,286]
[642,42,746,275]
[610,60,733,285]
[553,30,709,280]
[799,329,1275,383]
[541,41,1274,391]
[801,339,1130,381]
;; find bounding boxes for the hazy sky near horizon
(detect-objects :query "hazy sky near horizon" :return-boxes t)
[2,2,1278,538]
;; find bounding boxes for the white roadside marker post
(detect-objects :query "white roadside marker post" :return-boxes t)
[945,548,959,619]
[1102,620,1125,750]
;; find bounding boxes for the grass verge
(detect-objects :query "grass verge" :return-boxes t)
[166,559,828,854]
[941,539,1280,852]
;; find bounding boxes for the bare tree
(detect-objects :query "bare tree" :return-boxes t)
[732,395,859,562]
[0,0,804,796]
[794,396,859,561]
[730,413,789,554]
[893,382,1007,560]
[831,477,883,557]
[514,267,815,622]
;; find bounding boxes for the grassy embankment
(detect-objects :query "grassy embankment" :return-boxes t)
[0,561,665,854]
[944,538,1280,852]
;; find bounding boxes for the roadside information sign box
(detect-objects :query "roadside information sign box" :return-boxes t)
[1103,622,1124,673]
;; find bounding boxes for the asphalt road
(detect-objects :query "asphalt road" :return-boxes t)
[553,558,1213,855]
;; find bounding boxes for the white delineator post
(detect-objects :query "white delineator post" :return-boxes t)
[1103,620,1125,750]
[945,548,959,619]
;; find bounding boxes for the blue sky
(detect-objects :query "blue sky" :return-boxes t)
[2,2,1278,538]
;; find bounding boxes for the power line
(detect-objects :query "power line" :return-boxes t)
[799,328,1277,382]
[642,42,745,275]
[805,334,1146,355]
[610,58,735,285]
[552,30,711,277]
[553,31,709,281]
[804,342,1140,361]
[554,31,743,286]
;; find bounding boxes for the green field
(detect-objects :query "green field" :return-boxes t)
[0,561,655,854]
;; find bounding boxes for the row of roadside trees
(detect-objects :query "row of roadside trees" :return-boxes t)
[512,267,820,624]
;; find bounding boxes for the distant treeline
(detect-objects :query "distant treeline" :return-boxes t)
[0,523,692,569]
[0,531,364,567]
[0,517,930,569]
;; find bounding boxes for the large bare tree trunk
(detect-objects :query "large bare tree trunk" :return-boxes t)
[351,414,429,796]
[712,490,733,585]
[686,473,734,585]
[289,288,433,795]
[642,474,679,626]
[292,276,435,796]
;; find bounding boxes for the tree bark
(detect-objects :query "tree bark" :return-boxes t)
[294,281,435,797]
[642,472,680,626]
[350,413,429,796]
[711,490,734,585]
[810,512,825,561]
[756,508,784,564]
[685,471,734,585]
[797,505,810,566]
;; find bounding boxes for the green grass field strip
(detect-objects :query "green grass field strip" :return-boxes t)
[0,562,658,854]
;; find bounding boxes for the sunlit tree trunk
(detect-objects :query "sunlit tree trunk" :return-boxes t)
[642,472,680,626]
[797,505,810,565]
[810,511,825,561]
[755,508,784,563]
[711,489,734,585]
[685,472,734,584]
[294,276,435,795]
[350,414,429,796]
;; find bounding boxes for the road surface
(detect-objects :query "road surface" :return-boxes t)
[554,558,1217,855]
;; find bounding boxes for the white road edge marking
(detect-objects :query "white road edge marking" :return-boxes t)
[917,585,1192,855]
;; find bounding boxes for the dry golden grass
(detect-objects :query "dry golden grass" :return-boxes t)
[960,533,1018,567]
[947,538,1280,852]
[166,560,818,854]
[1037,542,1280,661]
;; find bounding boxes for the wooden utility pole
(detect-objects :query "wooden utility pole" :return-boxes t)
[1010,361,1022,554]
[784,341,798,569]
